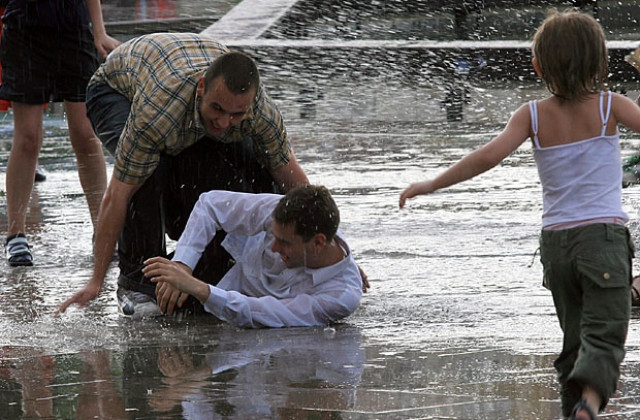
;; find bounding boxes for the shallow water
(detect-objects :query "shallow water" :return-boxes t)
[2,81,640,418]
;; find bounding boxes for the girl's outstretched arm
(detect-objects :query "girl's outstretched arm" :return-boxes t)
[612,92,640,133]
[399,104,531,208]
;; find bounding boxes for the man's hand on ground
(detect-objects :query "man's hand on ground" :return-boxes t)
[56,280,102,315]
[358,264,370,293]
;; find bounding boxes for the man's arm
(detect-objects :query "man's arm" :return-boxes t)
[271,150,309,192]
[147,255,361,328]
[202,280,362,328]
[57,177,139,313]
[172,191,280,269]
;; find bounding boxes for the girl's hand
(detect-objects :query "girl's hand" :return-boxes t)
[94,34,121,59]
[399,181,435,208]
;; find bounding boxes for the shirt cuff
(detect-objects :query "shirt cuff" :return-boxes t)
[172,245,203,270]
[203,285,228,318]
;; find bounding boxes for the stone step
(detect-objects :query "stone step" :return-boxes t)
[201,0,300,40]
[222,39,640,83]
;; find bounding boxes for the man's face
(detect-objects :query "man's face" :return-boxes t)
[270,221,313,268]
[196,76,255,138]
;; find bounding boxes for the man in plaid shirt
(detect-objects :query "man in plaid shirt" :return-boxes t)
[58,33,309,316]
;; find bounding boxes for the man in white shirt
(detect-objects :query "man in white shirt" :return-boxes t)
[142,185,363,328]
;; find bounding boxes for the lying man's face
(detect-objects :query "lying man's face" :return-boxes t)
[196,76,255,138]
[270,221,314,268]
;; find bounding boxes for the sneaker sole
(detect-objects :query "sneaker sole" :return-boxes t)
[9,260,33,267]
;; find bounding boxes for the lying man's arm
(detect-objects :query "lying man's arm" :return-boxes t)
[144,256,362,328]
[155,191,281,314]
[172,191,281,269]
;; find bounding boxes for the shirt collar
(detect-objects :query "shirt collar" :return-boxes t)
[193,90,204,131]
[306,233,352,286]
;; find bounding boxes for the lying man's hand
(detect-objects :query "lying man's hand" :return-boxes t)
[143,257,210,309]
[358,264,370,293]
[155,281,188,315]
[143,258,192,315]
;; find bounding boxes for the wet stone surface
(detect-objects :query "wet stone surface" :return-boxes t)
[3,1,640,418]
[2,101,640,418]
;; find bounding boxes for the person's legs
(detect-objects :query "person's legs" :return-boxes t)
[542,225,633,418]
[5,103,44,265]
[64,100,107,228]
[116,159,168,297]
[85,82,128,156]
[541,228,583,417]
[569,224,632,415]
[55,26,104,228]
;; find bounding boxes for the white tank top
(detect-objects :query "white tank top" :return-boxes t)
[530,91,628,228]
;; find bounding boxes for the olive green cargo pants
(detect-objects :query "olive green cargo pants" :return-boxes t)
[539,223,634,417]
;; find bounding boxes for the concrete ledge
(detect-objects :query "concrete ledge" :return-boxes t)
[199,0,639,83]
[201,0,300,40]
[223,39,640,83]
[221,39,638,50]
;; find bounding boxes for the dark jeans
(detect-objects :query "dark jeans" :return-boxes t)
[86,82,278,308]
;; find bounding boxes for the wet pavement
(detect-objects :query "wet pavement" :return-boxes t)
[3,1,640,419]
[3,99,640,419]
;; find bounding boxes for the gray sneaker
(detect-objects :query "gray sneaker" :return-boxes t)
[116,287,161,319]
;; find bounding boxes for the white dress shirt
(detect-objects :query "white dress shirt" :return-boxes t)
[173,190,362,328]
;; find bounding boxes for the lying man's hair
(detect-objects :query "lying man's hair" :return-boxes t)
[273,185,340,242]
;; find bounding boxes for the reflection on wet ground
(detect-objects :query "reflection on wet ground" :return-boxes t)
[3,1,640,415]
[2,98,640,418]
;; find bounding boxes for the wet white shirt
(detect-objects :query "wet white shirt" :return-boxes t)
[172,190,363,328]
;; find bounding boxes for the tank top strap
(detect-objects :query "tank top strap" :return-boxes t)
[528,100,541,149]
[599,90,613,137]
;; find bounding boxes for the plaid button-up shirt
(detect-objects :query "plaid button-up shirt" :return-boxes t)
[89,32,291,185]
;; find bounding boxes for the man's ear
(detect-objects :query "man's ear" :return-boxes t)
[313,233,327,251]
[197,77,205,97]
